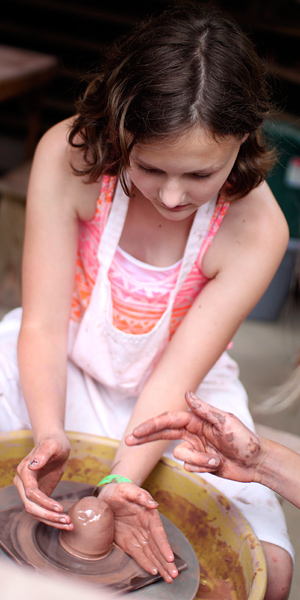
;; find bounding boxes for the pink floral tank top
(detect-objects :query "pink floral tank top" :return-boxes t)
[71,175,230,337]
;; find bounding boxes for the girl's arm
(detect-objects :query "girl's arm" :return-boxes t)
[100,182,289,486]
[14,119,99,528]
[14,124,180,582]
[96,181,288,580]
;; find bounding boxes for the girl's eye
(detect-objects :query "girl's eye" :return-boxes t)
[136,163,212,178]
[137,164,158,174]
[192,172,211,179]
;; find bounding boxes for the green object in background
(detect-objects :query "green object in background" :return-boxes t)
[247,120,300,320]
[264,120,300,239]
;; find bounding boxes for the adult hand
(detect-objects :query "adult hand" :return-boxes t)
[98,482,178,583]
[126,391,263,483]
[14,433,73,530]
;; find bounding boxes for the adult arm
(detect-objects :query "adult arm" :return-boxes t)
[126,391,300,509]
[256,439,300,508]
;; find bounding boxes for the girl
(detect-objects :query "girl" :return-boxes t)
[0,4,293,597]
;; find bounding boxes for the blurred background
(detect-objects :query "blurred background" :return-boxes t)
[0,0,300,311]
[0,0,300,175]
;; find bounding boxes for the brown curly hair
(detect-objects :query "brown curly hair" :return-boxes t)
[68,3,276,199]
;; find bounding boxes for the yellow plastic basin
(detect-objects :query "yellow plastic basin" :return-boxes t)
[0,430,267,599]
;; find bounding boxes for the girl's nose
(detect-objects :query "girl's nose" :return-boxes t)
[158,178,186,208]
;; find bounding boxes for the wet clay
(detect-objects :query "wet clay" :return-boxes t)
[0,483,192,596]
[59,496,114,560]
[196,567,240,600]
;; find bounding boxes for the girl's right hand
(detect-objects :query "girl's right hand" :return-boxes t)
[13,433,73,530]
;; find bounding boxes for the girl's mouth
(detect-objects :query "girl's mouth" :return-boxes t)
[161,203,190,211]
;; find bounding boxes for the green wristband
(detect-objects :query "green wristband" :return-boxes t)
[92,474,133,496]
[97,474,133,487]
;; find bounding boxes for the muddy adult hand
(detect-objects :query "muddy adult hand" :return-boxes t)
[13,433,73,530]
[126,391,263,483]
[98,482,178,583]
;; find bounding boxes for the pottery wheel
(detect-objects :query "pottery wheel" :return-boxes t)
[0,481,200,599]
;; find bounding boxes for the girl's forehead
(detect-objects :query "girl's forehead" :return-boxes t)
[131,127,241,164]
[133,126,238,154]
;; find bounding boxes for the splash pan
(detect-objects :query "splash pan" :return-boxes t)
[0,482,199,598]
[0,431,267,599]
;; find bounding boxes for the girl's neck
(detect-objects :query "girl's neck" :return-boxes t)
[118,187,195,268]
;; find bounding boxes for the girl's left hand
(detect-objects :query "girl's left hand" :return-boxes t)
[97,482,178,583]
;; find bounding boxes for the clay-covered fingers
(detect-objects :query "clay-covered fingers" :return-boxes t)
[114,510,177,583]
[185,391,224,424]
[14,468,62,511]
[147,510,178,580]
[14,435,71,524]
[132,525,176,583]
[100,483,177,582]
[132,493,177,581]
[141,543,177,584]
[13,471,72,529]
[186,392,262,457]
[99,482,159,511]
[13,475,72,529]
[126,411,191,446]
[115,519,176,583]
[173,441,220,472]
[15,459,64,513]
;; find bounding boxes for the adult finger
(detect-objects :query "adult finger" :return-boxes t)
[185,391,227,428]
[173,442,220,470]
[130,411,190,438]
[126,428,185,446]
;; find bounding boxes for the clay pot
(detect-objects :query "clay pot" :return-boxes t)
[59,496,114,560]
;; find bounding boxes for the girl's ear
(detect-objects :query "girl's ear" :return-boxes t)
[241,133,249,144]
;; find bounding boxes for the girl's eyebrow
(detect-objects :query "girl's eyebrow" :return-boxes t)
[136,158,224,176]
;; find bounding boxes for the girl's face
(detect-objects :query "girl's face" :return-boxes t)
[128,126,245,221]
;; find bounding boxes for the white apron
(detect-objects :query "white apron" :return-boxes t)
[0,182,294,559]
[69,181,217,396]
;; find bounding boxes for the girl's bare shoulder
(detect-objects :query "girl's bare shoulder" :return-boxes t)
[203,181,289,277]
[35,117,75,165]
[219,181,288,244]
[28,117,100,221]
